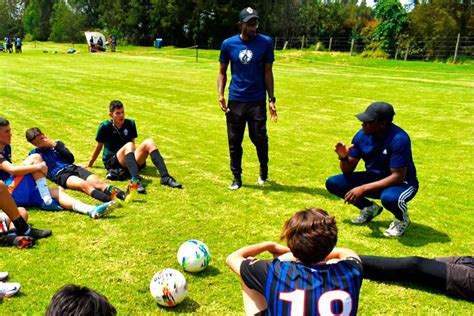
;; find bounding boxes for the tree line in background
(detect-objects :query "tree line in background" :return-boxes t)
[1,0,473,59]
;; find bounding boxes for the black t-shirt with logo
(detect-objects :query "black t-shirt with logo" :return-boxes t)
[95,119,138,164]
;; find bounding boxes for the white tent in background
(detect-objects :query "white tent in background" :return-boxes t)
[84,31,106,46]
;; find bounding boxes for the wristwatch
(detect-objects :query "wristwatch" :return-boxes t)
[268,96,276,103]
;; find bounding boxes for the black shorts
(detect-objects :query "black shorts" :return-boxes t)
[104,154,146,171]
[436,256,474,301]
[53,165,93,188]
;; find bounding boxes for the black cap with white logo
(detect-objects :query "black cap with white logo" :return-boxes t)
[239,7,259,22]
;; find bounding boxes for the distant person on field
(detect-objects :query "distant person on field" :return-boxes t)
[218,7,277,190]
[360,255,474,301]
[46,284,117,316]
[227,208,363,315]
[111,35,117,52]
[0,118,116,219]
[325,102,418,238]
[89,36,95,52]
[5,37,13,53]
[26,127,126,202]
[88,100,182,194]
[96,37,105,51]
[15,37,22,53]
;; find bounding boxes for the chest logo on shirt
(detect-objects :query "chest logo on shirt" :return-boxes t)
[124,129,129,136]
[239,49,253,64]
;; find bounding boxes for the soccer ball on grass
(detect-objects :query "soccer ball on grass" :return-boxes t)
[177,240,211,273]
[150,268,188,307]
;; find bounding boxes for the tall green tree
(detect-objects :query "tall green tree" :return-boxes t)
[23,0,54,40]
[408,0,469,59]
[0,0,27,37]
[49,0,85,43]
[99,0,129,39]
[68,0,102,29]
[373,0,407,55]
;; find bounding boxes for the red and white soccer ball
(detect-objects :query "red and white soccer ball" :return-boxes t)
[150,268,188,307]
[177,240,211,273]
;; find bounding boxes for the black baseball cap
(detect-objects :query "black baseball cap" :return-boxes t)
[356,102,395,122]
[239,7,259,22]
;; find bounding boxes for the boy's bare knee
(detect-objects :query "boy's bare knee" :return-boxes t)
[30,153,43,163]
[19,207,28,221]
[125,142,135,152]
[143,138,157,151]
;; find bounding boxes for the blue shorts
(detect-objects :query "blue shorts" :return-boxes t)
[5,174,43,207]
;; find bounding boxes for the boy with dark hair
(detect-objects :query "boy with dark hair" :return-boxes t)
[46,284,117,316]
[88,100,182,193]
[227,208,362,316]
[26,127,126,202]
[0,118,115,219]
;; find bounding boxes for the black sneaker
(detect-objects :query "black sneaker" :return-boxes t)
[0,235,35,249]
[108,186,126,200]
[12,236,35,249]
[228,178,242,190]
[115,189,126,200]
[25,227,52,239]
[161,176,182,189]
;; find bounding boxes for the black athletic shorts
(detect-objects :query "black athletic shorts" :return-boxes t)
[436,256,474,301]
[104,154,146,171]
[53,165,93,188]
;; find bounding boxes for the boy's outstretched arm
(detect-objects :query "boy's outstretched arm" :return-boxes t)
[87,142,103,167]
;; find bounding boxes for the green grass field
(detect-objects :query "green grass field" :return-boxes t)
[0,42,473,315]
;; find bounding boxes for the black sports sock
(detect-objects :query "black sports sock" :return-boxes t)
[125,152,139,178]
[12,216,29,235]
[91,189,111,202]
[150,149,169,178]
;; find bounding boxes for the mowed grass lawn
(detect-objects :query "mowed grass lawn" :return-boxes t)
[0,42,473,315]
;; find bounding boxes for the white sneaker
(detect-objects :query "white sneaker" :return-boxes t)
[257,176,267,185]
[0,282,20,298]
[384,218,410,237]
[228,178,242,190]
[0,272,8,282]
[351,202,383,224]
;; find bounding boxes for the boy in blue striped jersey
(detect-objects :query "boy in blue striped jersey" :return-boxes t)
[25,127,126,202]
[227,208,362,316]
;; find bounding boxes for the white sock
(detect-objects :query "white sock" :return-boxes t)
[35,178,53,205]
[72,201,94,214]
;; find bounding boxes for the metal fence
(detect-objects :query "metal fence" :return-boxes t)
[274,35,474,62]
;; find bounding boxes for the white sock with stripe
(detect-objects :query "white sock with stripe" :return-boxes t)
[35,177,53,205]
[72,201,94,214]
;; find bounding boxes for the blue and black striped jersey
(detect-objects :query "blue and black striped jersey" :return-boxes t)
[241,258,362,316]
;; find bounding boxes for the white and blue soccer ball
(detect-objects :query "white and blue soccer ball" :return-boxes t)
[177,240,211,273]
[150,268,188,307]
